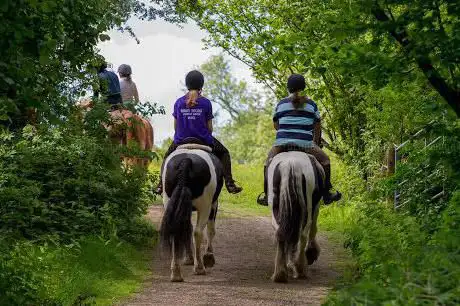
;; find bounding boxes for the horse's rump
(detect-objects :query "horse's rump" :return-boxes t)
[268,152,320,246]
[163,149,223,203]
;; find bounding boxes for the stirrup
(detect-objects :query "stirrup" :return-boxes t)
[256,192,268,206]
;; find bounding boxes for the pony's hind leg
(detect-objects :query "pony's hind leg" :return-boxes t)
[193,209,210,275]
[203,205,218,268]
[272,240,288,283]
[287,244,297,276]
[170,240,184,282]
[184,238,194,266]
[203,219,216,268]
[306,218,321,265]
[294,226,309,279]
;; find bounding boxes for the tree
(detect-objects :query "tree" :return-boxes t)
[200,55,254,120]
[182,0,457,176]
[197,54,275,163]
[0,0,184,130]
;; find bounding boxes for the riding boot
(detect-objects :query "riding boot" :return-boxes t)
[220,152,242,194]
[322,164,342,205]
[155,181,163,195]
[256,165,268,206]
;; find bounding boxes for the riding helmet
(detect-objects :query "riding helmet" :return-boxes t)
[185,70,205,90]
[287,74,306,93]
[118,64,132,76]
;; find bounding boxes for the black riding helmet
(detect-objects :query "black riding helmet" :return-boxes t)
[185,70,204,90]
[287,74,306,93]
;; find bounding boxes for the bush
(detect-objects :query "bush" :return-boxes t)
[324,191,460,305]
[0,124,157,241]
[0,236,153,306]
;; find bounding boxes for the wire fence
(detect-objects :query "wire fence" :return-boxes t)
[393,114,447,210]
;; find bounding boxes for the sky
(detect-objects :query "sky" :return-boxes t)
[98,18,258,146]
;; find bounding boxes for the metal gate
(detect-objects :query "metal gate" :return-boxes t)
[393,115,447,210]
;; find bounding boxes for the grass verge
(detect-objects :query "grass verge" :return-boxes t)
[0,219,157,306]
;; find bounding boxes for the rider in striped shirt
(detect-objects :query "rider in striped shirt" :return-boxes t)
[257,74,341,206]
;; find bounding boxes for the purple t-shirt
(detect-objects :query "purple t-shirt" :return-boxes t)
[173,95,214,145]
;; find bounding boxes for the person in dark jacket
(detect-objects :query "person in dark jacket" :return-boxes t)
[94,62,122,107]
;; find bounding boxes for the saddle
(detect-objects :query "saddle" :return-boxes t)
[177,137,212,153]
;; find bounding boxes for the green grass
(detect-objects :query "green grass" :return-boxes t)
[43,236,153,305]
[1,221,157,306]
[219,163,270,217]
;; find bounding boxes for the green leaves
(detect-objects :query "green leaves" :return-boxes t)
[1,0,183,129]
[99,33,111,42]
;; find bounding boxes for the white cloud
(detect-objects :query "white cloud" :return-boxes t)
[98,19,259,145]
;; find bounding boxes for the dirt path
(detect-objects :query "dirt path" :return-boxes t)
[123,205,341,306]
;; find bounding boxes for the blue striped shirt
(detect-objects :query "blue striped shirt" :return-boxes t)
[273,97,321,148]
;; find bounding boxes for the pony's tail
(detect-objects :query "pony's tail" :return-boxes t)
[160,158,193,257]
[277,161,304,251]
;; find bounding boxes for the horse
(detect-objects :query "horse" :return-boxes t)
[159,143,224,282]
[76,98,154,167]
[267,151,324,283]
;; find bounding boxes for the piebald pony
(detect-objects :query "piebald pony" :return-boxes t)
[267,151,324,282]
[160,144,224,282]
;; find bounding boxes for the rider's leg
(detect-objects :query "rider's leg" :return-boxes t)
[305,145,341,204]
[154,141,178,195]
[257,146,282,206]
[212,137,242,194]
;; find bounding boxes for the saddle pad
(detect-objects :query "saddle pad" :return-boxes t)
[177,143,212,153]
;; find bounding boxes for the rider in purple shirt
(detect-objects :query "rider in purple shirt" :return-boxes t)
[173,94,214,145]
[155,70,242,195]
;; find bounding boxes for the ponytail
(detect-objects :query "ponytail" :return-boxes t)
[186,90,199,108]
[291,92,306,108]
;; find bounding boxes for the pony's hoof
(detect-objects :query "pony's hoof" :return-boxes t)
[194,267,206,275]
[271,271,288,283]
[184,257,194,266]
[287,262,296,274]
[170,269,184,282]
[203,253,215,268]
[170,275,184,282]
[306,246,320,265]
[294,270,308,280]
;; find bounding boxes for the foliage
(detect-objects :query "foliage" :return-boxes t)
[218,110,274,164]
[200,54,267,121]
[321,191,460,305]
[0,0,182,130]
[0,123,157,241]
[314,155,460,305]
[185,0,459,176]
[218,164,270,217]
[0,236,154,306]
[0,0,179,304]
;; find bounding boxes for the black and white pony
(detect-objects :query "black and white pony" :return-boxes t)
[159,143,224,282]
[267,151,324,283]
